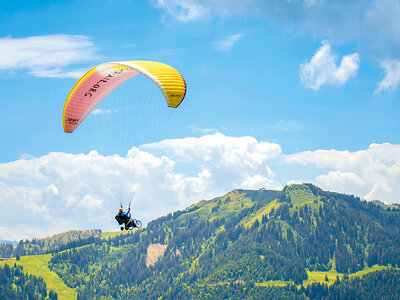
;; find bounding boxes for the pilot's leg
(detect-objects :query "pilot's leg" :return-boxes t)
[125,219,132,229]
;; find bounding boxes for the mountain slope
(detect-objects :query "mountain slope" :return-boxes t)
[2,183,400,299]
[44,184,400,298]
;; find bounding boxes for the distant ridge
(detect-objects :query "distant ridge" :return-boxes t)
[0,240,17,247]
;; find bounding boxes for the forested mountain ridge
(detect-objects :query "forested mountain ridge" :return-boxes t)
[52,183,400,298]
[2,183,400,299]
[1,229,102,258]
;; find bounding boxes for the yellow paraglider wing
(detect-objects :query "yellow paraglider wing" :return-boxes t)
[62,61,187,133]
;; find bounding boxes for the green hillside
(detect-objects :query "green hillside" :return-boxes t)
[2,184,400,299]
[1,254,76,299]
[10,230,102,258]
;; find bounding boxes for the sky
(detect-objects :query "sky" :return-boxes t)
[1,0,400,240]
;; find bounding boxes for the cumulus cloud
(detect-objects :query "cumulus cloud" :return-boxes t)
[376,60,400,91]
[0,35,98,78]
[144,133,283,197]
[2,133,400,240]
[300,41,359,90]
[213,34,244,51]
[285,143,400,203]
[0,133,282,240]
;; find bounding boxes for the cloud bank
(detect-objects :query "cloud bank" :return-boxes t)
[285,143,400,203]
[0,35,98,78]
[1,133,399,240]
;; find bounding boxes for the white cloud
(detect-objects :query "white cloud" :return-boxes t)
[213,34,244,51]
[0,133,282,240]
[154,0,400,57]
[154,0,264,21]
[376,60,400,91]
[30,68,87,79]
[189,125,218,134]
[315,171,365,193]
[154,0,400,90]
[143,133,282,197]
[2,133,400,240]
[91,108,116,115]
[300,41,359,90]
[91,105,135,115]
[155,0,210,21]
[285,143,400,202]
[303,0,324,8]
[241,174,279,190]
[0,35,98,78]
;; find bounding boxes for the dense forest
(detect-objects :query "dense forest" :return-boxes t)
[48,184,400,298]
[2,184,400,299]
[0,243,13,258]
[301,269,400,300]
[0,264,57,299]
[150,268,400,299]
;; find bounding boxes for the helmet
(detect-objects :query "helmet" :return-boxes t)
[119,208,123,212]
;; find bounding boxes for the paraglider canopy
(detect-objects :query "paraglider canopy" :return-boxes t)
[62,61,187,133]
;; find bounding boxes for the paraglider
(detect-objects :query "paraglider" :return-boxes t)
[63,60,187,229]
[63,60,186,133]
[115,206,142,230]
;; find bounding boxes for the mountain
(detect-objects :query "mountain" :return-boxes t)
[1,183,400,299]
[1,229,102,259]
[0,240,17,247]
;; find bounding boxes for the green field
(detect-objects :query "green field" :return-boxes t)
[304,265,396,286]
[243,199,279,228]
[1,254,77,300]
[349,265,393,278]
[254,265,396,288]
[256,279,290,287]
[101,230,133,239]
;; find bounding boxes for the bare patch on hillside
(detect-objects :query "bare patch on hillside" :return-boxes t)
[146,243,168,267]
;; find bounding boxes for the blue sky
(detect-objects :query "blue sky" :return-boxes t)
[1,0,400,239]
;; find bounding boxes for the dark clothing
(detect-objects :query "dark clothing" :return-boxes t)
[115,211,131,225]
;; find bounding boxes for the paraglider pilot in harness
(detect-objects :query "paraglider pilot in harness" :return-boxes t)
[115,206,136,230]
